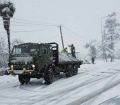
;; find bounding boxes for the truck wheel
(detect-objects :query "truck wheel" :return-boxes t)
[65,65,73,77]
[18,75,30,85]
[44,67,54,85]
[73,68,78,75]
[65,69,73,77]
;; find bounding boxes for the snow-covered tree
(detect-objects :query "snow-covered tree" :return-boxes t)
[0,37,7,67]
[0,1,15,59]
[0,37,6,54]
[104,12,120,62]
[0,38,23,67]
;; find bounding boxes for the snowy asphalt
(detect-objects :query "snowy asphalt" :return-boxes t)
[0,60,120,105]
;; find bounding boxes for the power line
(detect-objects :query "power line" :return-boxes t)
[0,28,52,34]
[10,23,58,28]
[11,21,58,27]
[62,25,85,41]
[11,21,57,27]
[63,25,80,36]
[11,18,58,27]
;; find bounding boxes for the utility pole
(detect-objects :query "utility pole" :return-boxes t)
[59,25,65,49]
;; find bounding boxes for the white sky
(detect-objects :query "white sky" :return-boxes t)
[0,0,120,53]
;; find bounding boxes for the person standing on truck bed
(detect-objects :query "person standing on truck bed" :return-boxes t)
[70,44,76,58]
[61,47,68,53]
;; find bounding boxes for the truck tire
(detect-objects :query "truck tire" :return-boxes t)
[44,67,54,85]
[5,70,9,75]
[65,65,73,77]
[73,67,78,75]
[65,70,72,77]
[18,75,30,85]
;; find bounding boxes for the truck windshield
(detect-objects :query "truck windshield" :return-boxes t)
[13,47,22,54]
[12,47,36,55]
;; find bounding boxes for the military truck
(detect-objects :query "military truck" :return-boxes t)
[7,42,82,84]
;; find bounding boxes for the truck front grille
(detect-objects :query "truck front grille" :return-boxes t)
[13,65,32,70]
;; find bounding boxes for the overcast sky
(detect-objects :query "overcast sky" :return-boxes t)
[0,0,120,53]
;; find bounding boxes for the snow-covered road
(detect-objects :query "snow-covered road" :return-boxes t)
[0,60,120,105]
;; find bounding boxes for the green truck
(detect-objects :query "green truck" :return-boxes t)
[7,42,82,84]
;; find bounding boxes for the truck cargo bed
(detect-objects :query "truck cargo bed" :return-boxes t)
[59,53,81,64]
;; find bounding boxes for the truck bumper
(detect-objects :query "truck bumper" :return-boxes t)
[8,69,34,75]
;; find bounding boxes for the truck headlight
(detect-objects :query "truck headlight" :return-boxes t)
[32,64,35,68]
[11,65,14,70]
[23,68,26,70]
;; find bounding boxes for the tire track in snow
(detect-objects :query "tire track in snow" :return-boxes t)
[19,75,105,93]
[8,70,120,105]
[18,69,117,93]
[19,69,119,93]
[23,73,118,105]
[68,73,120,105]
[0,69,120,105]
